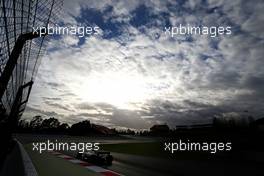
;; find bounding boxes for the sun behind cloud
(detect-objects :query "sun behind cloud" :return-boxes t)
[76,72,153,110]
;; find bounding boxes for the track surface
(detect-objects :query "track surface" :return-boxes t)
[18,134,264,176]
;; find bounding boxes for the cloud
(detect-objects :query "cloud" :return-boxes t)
[23,0,264,129]
[23,106,61,119]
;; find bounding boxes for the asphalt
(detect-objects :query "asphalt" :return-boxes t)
[110,152,264,176]
[15,134,264,176]
[62,150,264,176]
[61,150,163,176]
[0,140,25,176]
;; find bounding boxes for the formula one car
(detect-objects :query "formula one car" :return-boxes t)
[76,150,113,165]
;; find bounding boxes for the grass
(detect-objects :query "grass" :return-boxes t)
[102,142,163,157]
[101,142,214,160]
[24,144,99,176]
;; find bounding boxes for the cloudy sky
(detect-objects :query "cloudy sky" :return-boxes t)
[23,0,264,129]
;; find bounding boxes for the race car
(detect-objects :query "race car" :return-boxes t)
[76,150,113,165]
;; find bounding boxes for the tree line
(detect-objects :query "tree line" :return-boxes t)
[17,115,107,135]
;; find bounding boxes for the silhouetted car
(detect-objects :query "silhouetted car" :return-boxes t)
[76,150,113,165]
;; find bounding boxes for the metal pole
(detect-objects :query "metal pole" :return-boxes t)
[0,31,46,100]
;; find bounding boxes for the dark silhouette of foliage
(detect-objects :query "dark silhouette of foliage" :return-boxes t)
[69,120,92,135]
[29,115,43,130]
